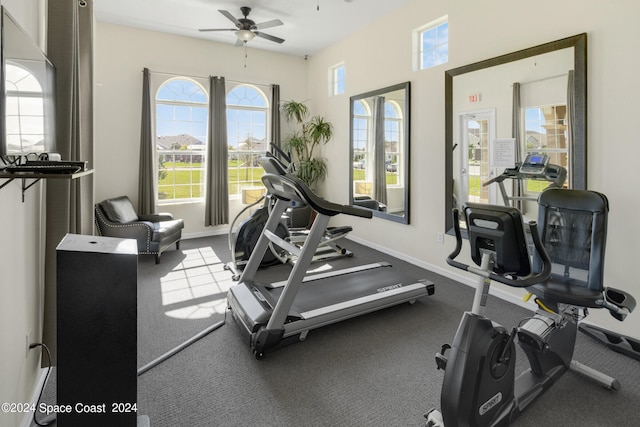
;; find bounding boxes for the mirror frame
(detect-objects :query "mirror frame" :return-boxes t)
[445,33,587,235]
[349,81,411,224]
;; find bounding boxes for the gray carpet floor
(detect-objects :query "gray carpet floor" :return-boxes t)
[31,234,640,426]
[134,235,640,427]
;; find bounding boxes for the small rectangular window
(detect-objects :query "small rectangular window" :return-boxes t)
[329,63,345,96]
[414,17,448,71]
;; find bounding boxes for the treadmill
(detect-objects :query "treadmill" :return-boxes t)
[227,157,435,358]
[483,152,567,208]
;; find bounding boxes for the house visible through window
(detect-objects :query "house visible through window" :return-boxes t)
[352,100,369,185]
[351,98,404,195]
[524,104,568,193]
[330,63,345,95]
[415,17,448,71]
[384,101,402,185]
[226,84,269,196]
[155,78,208,203]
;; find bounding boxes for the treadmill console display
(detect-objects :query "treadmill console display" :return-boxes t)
[519,153,549,175]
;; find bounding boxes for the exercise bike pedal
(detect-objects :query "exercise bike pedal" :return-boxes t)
[424,408,444,427]
[435,344,451,370]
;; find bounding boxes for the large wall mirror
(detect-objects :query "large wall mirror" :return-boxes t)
[445,34,587,235]
[349,81,410,224]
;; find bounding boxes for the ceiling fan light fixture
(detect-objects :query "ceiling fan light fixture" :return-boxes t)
[235,29,255,42]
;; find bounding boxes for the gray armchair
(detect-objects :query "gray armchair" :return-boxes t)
[95,196,184,263]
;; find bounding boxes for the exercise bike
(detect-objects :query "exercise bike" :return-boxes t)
[426,189,636,427]
[226,146,353,280]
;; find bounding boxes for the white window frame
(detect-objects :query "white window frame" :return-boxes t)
[413,16,449,71]
[155,77,208,205]
[225,83,270,198]
[329,62,345,96]
[522,103,569,195]
[5,63,45,153]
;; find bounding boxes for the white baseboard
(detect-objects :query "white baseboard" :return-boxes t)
[19,367,50,427]
[182,228,229,240]
[345,234,535,311]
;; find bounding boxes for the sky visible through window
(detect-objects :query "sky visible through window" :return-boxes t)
[421,22,448,69]
[334,64,345,95]
[226,85,267,149]
[156,79,207,145]
[155,81,269,149]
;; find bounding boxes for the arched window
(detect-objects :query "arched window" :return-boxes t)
[5,64,45,153]
[384,101,403,185]
[351,99,404,194]
[352,100,370,177]
[226,84,269,196]
[155,78,208,202]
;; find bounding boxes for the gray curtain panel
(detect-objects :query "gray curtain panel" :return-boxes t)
[138,68,155,215]
[44,0,95,364]
[204,76,229,226]
[270,84,281,151]
[512,82,524,211]
[373,96,387,204]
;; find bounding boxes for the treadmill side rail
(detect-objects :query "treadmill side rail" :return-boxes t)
[283,281,435,336]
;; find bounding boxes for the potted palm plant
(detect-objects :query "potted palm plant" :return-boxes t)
[280,100,333,189]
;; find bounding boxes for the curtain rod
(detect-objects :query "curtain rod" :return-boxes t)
[145,69,274,88]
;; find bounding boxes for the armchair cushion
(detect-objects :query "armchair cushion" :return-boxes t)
[101,196,140,223]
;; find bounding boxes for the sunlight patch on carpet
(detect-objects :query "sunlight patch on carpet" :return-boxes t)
[160,247,232,319]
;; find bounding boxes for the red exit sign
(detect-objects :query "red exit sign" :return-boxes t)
[468,93,481,103]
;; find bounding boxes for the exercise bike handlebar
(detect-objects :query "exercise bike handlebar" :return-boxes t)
[446,208,552,288]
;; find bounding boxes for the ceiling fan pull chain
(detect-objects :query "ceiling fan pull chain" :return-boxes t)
[244,43,248,68]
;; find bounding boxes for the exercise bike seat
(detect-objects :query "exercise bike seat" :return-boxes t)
[527,188,636,321]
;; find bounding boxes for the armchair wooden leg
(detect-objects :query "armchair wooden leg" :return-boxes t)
[176,240,180,251]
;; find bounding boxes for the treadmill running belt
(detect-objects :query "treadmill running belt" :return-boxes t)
[268,265,423,313]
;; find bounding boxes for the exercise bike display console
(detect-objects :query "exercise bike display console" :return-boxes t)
[227,157,435,358]
[426,191,636,427]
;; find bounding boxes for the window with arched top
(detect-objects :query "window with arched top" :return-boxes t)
[155,78,208,202]
[225,84,269,196]
[352,100,370,175]
[384,101,403,185]
[5,63,45,153]
[351,99,404,190]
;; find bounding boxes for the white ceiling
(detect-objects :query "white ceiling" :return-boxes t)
[93,0,412,57]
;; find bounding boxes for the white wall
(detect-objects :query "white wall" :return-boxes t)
[93,23,309,237]
[307,0,640,339]
[3,2,640,422]
[0,2,48,426]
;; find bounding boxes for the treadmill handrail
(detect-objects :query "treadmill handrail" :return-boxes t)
[261,171,373,219]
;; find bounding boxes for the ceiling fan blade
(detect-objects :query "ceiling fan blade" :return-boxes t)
[218,9,241,26]
[254,31,285,44]
[254,19,283,30]
[198,28,236,32]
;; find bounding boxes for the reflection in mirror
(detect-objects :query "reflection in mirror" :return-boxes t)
[445,34,587,235]
[349,82,410,224]
[1,7,56,157]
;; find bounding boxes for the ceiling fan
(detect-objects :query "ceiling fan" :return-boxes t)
[199,6,285,46]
